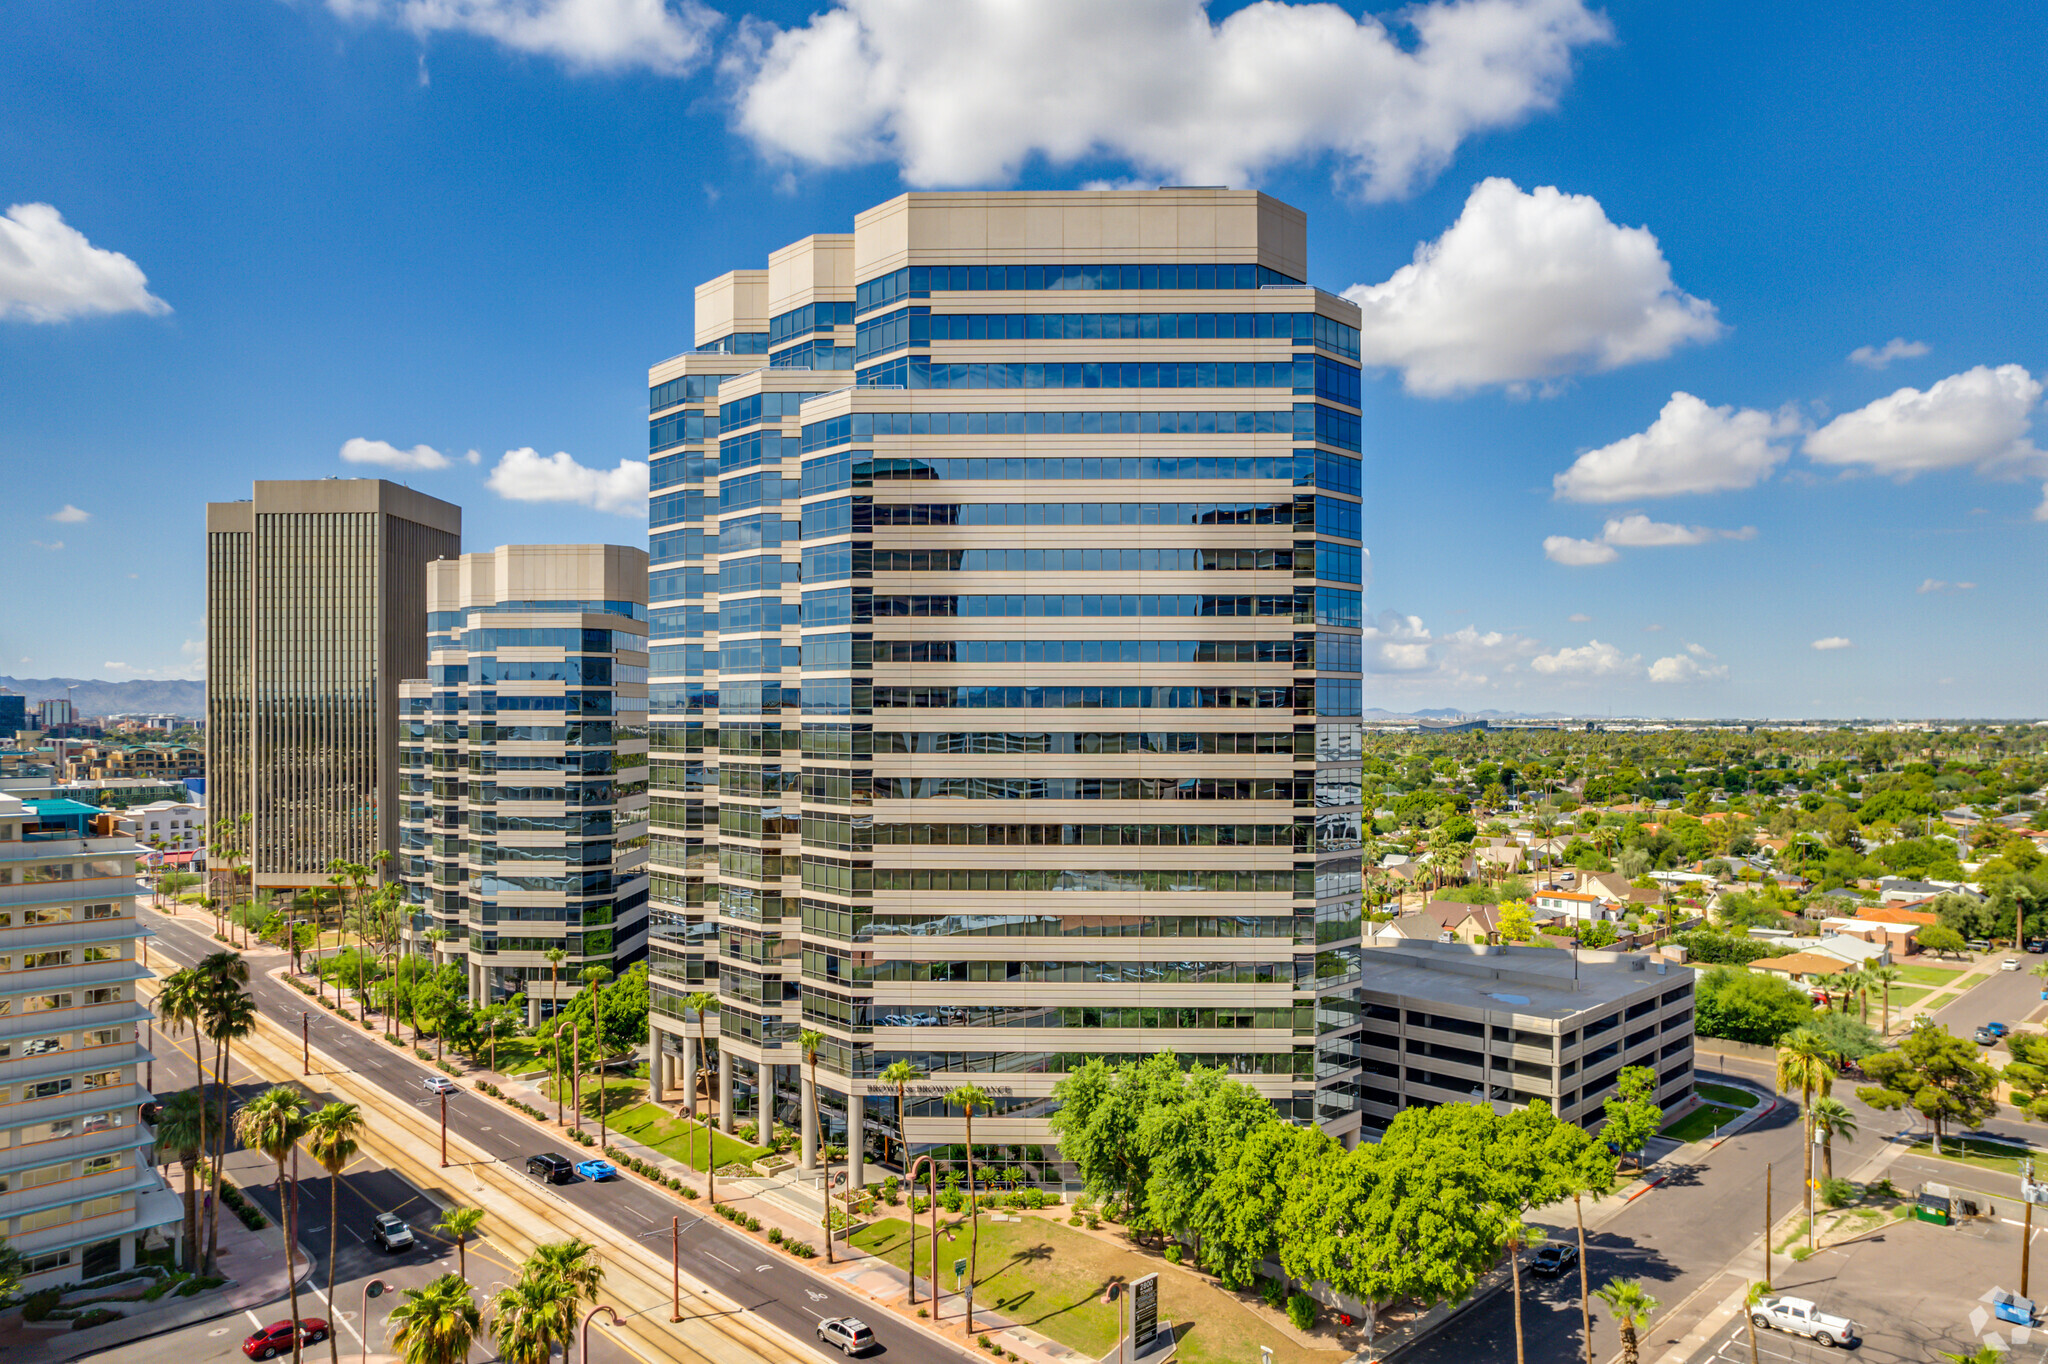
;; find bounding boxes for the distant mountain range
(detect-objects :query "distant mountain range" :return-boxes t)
[0,677,205,718]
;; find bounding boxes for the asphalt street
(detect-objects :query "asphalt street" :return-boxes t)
[138,905,936,1364]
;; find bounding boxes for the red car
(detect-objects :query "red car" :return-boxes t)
[241,1318,330,1359]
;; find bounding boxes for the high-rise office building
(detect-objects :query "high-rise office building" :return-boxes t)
[205,480,461,888]
[396,545,651,1018]
[644,190,1368,1186]
[0,792,178,1287]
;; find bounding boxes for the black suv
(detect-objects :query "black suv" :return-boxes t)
[526,1152,573,1184]
[1531,1244,1578,1278]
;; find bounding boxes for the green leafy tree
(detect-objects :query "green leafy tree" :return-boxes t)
[1189,1121,1335,1290]
[1800,1009,1883,1061]
[387,1274,481,1364]
[1047,1052,1181,1223]
[1138,1062,1277,1249]
[0,1234,21,1302]
[2004,1032,2048,1121]
[1919,924,1968,958]
[1693,966,1814,1045]
[1497,901,1536,943]
[1859,1024,2001,1155]
[1600,1067,1662,1172]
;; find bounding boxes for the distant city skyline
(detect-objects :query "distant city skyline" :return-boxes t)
[5,1,2046,716]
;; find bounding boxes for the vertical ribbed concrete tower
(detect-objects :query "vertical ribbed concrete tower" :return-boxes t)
[643,190,1368,1186]
[205,479,461,888]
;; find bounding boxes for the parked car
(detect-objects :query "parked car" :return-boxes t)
[2028,938,2048,954]
[421,1075,458,1095]
[574,1158,618,1181]
[242,1318,330,1359]
[816,1318,877,1355]
[1530,1243,1578,1278]
[1986,1021,2011,1037]
[526,1152,574,1183]
[2004,957,2024,971]
[1976,1027,2002,1046]
[1968,938,1992,953]
[1749,1295,1857,1348]
[371,1212,414,1251]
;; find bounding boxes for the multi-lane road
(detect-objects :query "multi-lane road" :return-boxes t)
[136,904,954,1364]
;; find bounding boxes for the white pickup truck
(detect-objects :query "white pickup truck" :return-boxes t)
[1749,1295,1858,1348]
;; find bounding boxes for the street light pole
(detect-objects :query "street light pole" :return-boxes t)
[439,1090,448,1168]
[1763,1162,1772,1290]
[302,1012,310,1076]
[581,1303,624,1364]
[359,1279,393,1364]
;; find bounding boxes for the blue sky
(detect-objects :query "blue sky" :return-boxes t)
[3,0,2044,717]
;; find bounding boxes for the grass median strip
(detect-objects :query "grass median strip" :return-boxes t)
[1904,1134,2043,1177]
[1662,1104,1740,1143]
[850,1214,1345,1364]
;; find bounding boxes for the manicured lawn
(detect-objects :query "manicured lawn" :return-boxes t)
[488,1035,557,1076]
[1896,965,1965,987]
[608,1101,772,1170]
[1696,1082,1758,1110]
[1905,1134,2042,1178]
[1662,1104,1739,1143]
[849,1215,1346,1364]
[1878,985,1931,1011]
[541,1075,648,1123]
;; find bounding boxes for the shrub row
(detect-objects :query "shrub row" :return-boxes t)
[436,1059,462,1078]
[711,1202,764,1233]
[600,1145,700,1198]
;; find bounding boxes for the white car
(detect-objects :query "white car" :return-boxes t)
[421,1075,458,1095]
[1749,1295,1857,1348]
[2004,957,2023,971]
[816,1318,876,1355]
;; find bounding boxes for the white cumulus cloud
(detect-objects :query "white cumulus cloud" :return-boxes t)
[323,0,718,74]
[1542,535,1618,567]
[47,504,90,523]
[1553,392,1804,502]
[1345,179,1722,396]
[340,437,468,471]
[1849,338,1928,370]
[0,203,171,324]
[1530,640,1640,678]
[1804,364,2046,480]
[1648,647,1727,684]
[1811,636,1853,651]
[2037,485,2048,522]
[725,0,1610,195]
[1544,514,1754,565]
[1359,610,1546,690]
[486,447,648,516]
[1917,578,1976,594]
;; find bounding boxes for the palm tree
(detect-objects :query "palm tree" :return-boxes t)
[1502,1218,1546,1364]
[1775,1027,1837,1230]
[1867,964,1904,1034]
[685,989,718,1203]
[544,946,566,1030]
[1596,1278,1660,1364]
[200,958,255,1273]
[797,1027,831,1260]
[1566,1146,1617,1364]
[154,1089,207,1271]
[235,1087,314,1363]
[1941,1347,2010,1364]
[1743,1281,1768,1363]
[490,1271,575,1364]
[157,970,210,1261]
[435,1207,486,1283]
[306,1102,364,1364]
[947,1083,991,1332]
[1809,1096,1857,1183]
[387,1274,481,1364]
[879,1059,923,1173]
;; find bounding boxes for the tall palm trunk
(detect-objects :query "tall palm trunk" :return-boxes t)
[179,1156,199,1270]
[1576,1193,1593,1364]
[205,1035,234,1272]
[963,1110,978,1334]
[270,1155,303,1364]
[327,1173,341,1364]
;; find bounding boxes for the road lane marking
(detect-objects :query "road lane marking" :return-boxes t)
[245,1309,266,1330]
[621,1205,655,1223]
[306,1284,364,1345]
[705,1252,743,1272]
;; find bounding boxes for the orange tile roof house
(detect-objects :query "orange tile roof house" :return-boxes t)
[1531,887,1613,922]
[1750,951,1853,984]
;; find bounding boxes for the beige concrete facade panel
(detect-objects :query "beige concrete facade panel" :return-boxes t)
[694,270,771,349]
[766,234,854,316]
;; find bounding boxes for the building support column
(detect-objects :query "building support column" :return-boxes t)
[681,1032,697,1117]
[846,1090,865,1192]
[718,1049,734,1135]
[650,1026,668,1104]
[800,1070,817,1175]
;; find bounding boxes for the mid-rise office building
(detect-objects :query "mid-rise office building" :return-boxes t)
[396,545,651,1017]
[205,479,461,888]
[643,189,1368,1184]
[0,792,177,1287]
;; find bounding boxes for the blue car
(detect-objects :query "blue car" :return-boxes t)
[1987,1022,2011,1038]
[574,1158,618,1181]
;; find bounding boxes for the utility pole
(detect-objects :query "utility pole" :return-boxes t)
[1764,1163,1773,1290]
[439,1090,448,1168]
[671,1216,683,1323]
[302,1013,310,1076]
[572,1024,581,1133]
[2025,1160,2036,1299]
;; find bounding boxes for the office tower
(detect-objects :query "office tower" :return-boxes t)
[0,792,178,1288]
[0,689,25,735]
[644,189,1368,1186]
[205,480,461,889]
[396,545,651,1018]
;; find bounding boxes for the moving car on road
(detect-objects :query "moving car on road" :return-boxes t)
[421,1074,458,1095]
[243,1318,330,1359]
[526,1151,574,1183]
[371,1211,414,1251]
[574,1157,618,1181]
[817,1318,877,1355]
[1530,1244,1578,1278]
[1749,1295,1858,1348]
[2004,956,2023,971]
